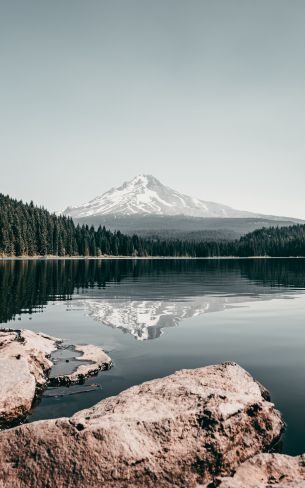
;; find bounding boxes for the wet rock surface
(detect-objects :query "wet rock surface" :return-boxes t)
[0,362,284,487]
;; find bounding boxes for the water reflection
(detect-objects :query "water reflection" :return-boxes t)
[1,259,305,339]
[70,292,292,340]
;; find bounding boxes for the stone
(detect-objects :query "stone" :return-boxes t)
[0,329,112,427]
[0,362,283,487]
[49,344,112,385]
[210,453,305,487]
[0,328,61,427]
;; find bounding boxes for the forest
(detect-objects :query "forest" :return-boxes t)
[1,193,305,258]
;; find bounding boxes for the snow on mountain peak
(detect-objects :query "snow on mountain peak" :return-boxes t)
[63,174,262,219]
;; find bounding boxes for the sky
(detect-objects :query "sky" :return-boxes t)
[1,0,305,218]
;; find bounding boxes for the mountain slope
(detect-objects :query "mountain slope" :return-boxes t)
[73,214,302,240]
[63,174,270,219]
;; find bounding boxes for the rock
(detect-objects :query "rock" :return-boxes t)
[0,329,112,428]
[0,362,284,487]
[49,344,112,386]
[209,453,305,487]
[0,328,61,427]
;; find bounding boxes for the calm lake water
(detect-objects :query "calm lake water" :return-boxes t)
[1,258,305,455]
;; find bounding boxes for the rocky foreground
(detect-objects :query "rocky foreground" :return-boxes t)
[0,328,112,427]
[0,328,60,427]
[0,360,288,487]
[0,330,304,487]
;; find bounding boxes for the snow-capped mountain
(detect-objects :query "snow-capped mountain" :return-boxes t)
[63,174,265,219]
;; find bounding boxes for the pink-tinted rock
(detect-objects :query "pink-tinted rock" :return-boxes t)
[210,453,305,487]
[0,362,283,487]
[49,344,112,385]
[0,329,112,427]
[0,329,61,427]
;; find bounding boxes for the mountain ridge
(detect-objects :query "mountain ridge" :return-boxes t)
[63,174,291,220]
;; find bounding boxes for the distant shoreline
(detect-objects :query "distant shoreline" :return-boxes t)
[1,255,305,261]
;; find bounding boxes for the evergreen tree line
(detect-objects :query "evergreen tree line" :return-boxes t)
[1,193,305,257]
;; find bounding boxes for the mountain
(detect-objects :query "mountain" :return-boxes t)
[63,174,270,219]
[70,214,304,241]
[62,175,302,238]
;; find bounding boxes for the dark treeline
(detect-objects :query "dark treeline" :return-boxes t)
[0,194,76,256]
[0,193,145,257]
[1,193,305,257]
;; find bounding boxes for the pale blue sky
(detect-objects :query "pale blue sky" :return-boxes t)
[1,0,305,217]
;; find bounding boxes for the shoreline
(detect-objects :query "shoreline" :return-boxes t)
[0,255,305,261]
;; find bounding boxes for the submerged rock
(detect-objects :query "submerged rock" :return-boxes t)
[0,362,283,487]
[49,344,112,386]
[210,453,305,487]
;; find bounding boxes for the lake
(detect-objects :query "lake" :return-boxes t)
[0,258,305,455]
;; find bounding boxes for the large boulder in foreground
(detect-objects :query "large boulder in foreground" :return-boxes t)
[0,362,283,487]
[210,453,305,487]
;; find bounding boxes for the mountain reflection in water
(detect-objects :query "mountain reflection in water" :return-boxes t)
[1,258,305,340]
[69,293,290,340]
